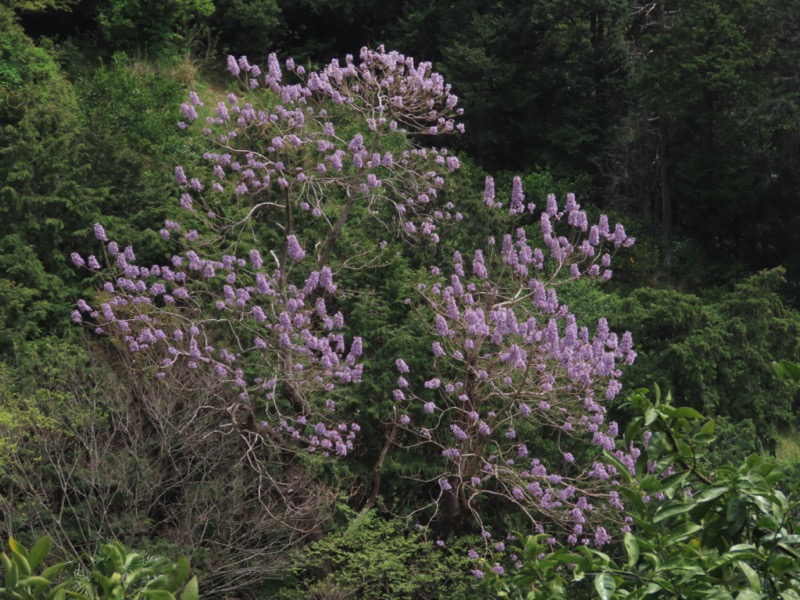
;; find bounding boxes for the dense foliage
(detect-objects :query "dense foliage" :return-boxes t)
[489,389,800,599]
[2,1,800,597]
[0,536,198,600]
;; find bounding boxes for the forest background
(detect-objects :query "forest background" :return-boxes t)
[2,0,800,598]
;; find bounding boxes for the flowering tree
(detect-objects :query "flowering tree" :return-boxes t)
[71,46,639,589]
[72,46,464,457]
[68,47,467,592]
[393,188,638,546]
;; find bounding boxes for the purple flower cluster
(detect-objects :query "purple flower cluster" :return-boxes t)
[392,194,638,543]
[174,46,466,248]
[72,225,363,456]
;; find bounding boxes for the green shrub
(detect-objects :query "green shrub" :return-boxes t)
[278,507,476,599]
[0,536,198,600]
[487,388,800,599]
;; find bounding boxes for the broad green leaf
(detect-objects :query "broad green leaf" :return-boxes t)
[659,556,705,575]
[756,515,780,530]
[92,571,114,596]
[155,556,190,592]
[727,498,748,534]
[778,541,800,555]
[728,544,757,553]
[771,555,794,572]
[602,450,633,483]
[664,522,703,546]
[1,553,13,585]
[28,537,51,572]
[122,550,139,571]
[765,470,786,487]
[644,407,658,426]
[7,539,27,560]
[180,576,198,600]
[638,475,661,493]
[550,552,587,566]
[698,420,716,436]
[643,582,663,594]
[594,572,616,600]
[589,549,613,565]
[694,434,716,445]
[641,552,661,568]
[696,485,729,503]
[772,360,800,381]
[735,591,762,600]
[654,501,694,523]
[630,389,652,411]
[51,589,66,600]
[619,487,647,517]
[736,561,761,593]
[672,407,704,420]
[46,582,69,600]
[17,576,50,587]
[676,440,694,460]
[172,556,190,588]
[576,544,595,563]
[40,563,65,581]
[659,405,677,418]
[761,531,800,545]
[655,471,691,495]
[5,556,18,589]
[11,552,31,577]
[142,590,174,600]
[624,532,639,567]
[752,495,774,515]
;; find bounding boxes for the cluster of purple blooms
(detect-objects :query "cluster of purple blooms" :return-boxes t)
[393,183,639,567]
[75,47,468,460]
[72,47,645,579]
[72,223,362,457]
[175,46,464,246]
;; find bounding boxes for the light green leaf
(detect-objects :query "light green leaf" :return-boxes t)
[594,572,616,600]
[772,360,800,381]
[736,561,761,593]
[698,420,715,436]
[696,485,729,503]
[654,501,694,523]
[658,470,691,492]
[624,532,639,567]
[602,450,633,483]
[180,576,198,600]
[47,583,69,600]
[671,407,704,420]
[11,551,31,577]
[28,538,51,572]
[142,590,174,600]
[16,576,50,587]
[39,563,65,581]
[7,539,26,560]
[664,522,702,546]
[5,556,18,589]
[619,488,647,519]
[752,495,774,515]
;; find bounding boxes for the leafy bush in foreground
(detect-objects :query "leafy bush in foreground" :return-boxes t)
[485,388,800,599]
[0,536,198,600]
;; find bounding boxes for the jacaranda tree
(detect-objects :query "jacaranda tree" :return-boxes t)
[71,46,639,592]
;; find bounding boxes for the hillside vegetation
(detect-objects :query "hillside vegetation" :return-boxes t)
[2,2,800,598]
